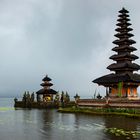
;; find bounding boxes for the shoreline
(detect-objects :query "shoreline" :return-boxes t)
[58,107,140,118]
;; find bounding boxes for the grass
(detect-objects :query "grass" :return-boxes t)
[0,107,14,111]
[58,107,140,118]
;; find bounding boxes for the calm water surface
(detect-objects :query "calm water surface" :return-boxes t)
[0,98,140,140]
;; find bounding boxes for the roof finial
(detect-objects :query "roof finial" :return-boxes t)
[122,7,125,10]
[119,7,129,13]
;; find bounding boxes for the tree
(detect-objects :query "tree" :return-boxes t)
[22,91,27,103]
[74,93,80,107]
[31,92,35,102]
[61,91,65,107]
[26,91,30,102]
[14,98,18,103]
[65,91,70,103]
[61,91,64,103]
[54,93,60,107]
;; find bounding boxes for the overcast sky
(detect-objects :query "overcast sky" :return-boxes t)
[0,0,140,98]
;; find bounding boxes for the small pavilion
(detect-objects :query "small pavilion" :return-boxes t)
[36,75,57,102]
[93,8,140,99]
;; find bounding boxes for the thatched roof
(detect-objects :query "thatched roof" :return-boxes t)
[117,18,130,22]
[40,82,53,87]
[93,72,140,86]
[114,32,133,38]
[116,22,131,27]
[113,38,136,45]
[42,75,52,81]
[110,53,138,60]
[115,27,132,32]
[112,46,136,52]
[118,14,129,17]
[119,8,129,13]
[36,88,57,95]
[107,62,140,71]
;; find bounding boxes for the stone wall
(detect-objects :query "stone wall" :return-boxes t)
[77,99,140,108]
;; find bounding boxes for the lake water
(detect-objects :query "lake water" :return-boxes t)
[0,98,140,140]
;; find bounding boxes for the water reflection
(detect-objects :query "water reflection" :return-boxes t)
[105,116,138,130]
[39,110,106,140]
[40,110,55,139]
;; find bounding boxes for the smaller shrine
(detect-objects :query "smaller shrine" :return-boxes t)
[14,74,74,108]
[36,75,58,102]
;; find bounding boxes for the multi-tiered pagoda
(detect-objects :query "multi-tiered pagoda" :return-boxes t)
[36,75,57,102]
[93,8,140,99]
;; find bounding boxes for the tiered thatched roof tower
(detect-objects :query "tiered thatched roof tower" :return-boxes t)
[93,8,140,99]
[36,75,57,101]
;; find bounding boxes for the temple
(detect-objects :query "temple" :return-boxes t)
[36,75,57,102]
[93,8,140,99]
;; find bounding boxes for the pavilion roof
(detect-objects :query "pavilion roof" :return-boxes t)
[36,88,57,95]
[93,72,140,86]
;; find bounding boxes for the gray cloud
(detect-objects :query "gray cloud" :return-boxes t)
[0,0,140,97]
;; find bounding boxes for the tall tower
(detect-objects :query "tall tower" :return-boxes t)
[36,75,57,102]
[93,8,140,99]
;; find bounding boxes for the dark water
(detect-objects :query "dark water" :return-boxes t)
[0,98,140,140]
